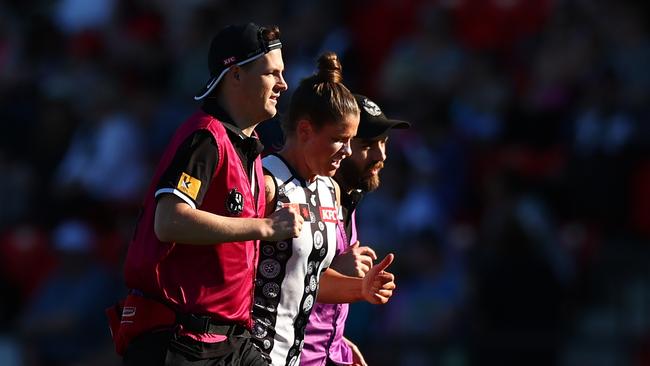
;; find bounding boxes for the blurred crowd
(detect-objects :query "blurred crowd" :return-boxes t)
[1,0,649,365]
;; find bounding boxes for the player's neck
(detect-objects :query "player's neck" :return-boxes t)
[217,95,257,136]
[279,141,317,184]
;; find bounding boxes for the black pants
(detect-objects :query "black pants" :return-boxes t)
[123,330,268,366]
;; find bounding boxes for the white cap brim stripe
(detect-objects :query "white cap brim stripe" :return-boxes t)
[193,44,281,101]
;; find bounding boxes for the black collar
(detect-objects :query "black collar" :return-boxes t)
[340,189,364,214]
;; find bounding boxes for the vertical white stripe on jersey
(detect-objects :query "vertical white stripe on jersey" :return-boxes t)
[269,180,310,365]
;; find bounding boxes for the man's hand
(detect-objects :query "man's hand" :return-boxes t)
[264,205,304,240]
[361,254,396,304]
[330,241,377,277]
[343,337,368,366]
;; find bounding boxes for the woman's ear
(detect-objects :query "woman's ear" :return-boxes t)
[296,119,313,143]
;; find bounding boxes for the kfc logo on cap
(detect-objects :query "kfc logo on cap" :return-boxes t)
[223,56,236,65]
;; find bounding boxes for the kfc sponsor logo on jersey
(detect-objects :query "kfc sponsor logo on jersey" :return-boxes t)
[319,207,338,223]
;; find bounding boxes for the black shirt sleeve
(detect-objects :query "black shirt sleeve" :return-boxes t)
[155,130,218,208]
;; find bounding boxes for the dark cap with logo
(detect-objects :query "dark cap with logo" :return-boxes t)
[354,94,410,139]
[194,23,282,100]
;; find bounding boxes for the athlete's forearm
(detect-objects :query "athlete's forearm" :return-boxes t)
[317,268,364,303]
[154,195,272,244]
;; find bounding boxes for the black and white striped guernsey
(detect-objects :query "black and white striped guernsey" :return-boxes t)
[252,154,338,366]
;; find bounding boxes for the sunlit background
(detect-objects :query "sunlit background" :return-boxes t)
[1,1,649,365]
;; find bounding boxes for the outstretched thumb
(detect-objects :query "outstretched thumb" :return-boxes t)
[375,253,395,273]
[349,241,360,248]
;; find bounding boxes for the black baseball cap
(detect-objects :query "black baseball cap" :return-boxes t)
[354,94,410,139]
[194,23,282,100]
